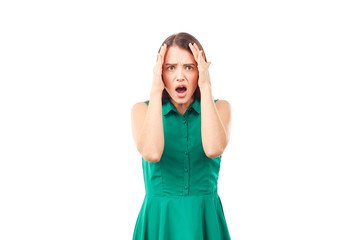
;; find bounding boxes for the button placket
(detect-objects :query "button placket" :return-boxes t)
[184,117,188,140]
[183,116,190,195]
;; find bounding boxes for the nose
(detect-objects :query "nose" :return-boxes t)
[176,68,185,81]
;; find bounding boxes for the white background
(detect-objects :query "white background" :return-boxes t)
[1,0,359,239]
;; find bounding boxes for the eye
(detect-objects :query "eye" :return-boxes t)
[167,66,175,70]
[186,66,193,70]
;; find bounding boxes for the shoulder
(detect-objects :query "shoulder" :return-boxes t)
[131,101,148,115]
[132,100,149,108]
[215,99,231,111]
[215,99,232,142]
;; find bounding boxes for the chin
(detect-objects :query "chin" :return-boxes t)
[173,94,194,103]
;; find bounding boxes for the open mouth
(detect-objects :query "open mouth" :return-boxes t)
[175,86,188,98]
[176,86,187,93]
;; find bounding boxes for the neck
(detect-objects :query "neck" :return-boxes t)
[170,97,195,115]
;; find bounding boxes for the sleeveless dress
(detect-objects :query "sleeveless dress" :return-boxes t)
[132,97,231,240]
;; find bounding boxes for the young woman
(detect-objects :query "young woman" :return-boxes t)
[131,32,232,239]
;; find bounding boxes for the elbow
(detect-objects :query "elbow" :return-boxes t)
[142,152,162,163]
[204,147,224,159]
[137,143,163,163]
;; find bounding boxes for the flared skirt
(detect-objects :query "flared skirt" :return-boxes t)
[132,192,231,240]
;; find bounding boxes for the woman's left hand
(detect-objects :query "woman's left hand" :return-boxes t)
[189,43,212,89]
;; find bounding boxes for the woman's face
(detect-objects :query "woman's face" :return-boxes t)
[162,45,199,104]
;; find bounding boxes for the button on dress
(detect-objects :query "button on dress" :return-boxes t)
[132,97,231,240]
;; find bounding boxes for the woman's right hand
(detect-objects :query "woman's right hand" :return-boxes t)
[151,43,167,93]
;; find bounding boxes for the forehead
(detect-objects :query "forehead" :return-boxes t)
[164,46,195,64]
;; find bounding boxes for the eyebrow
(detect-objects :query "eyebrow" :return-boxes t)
[165,63,195,66]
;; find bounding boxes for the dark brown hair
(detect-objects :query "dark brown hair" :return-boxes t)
[157,32,207,102]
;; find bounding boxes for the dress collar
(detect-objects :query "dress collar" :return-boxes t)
[162,98,200,116]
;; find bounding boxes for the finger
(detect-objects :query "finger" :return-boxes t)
[189,43,201,63]
[158,44,165,57]
[188,43,196,56]
[200,51,209,65]
[206,61,211,68]
[193,43,202,60]
[193,43,200,52]
[158,44,167,64]
[161,44,167,62]
[158,47,164,64]
[198,50,205,62]
[156,46,163,63]
[161,43,167,55]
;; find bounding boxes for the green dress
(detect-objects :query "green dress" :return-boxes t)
[132,97,231,240]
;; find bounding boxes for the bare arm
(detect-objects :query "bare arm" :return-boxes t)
[130,44,168,163]
[200,85,232,158]
[131,90,164,163]
[188,42,232,158]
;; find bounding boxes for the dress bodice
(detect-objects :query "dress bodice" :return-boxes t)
[142,98,221,197]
